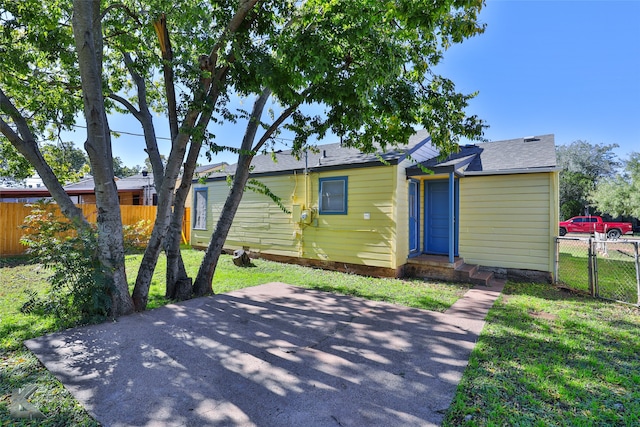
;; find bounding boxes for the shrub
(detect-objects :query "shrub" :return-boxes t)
[19,201,112,325]
[123,219,152,252]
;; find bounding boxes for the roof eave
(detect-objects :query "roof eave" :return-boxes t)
[197,158,400,183]
[461,166,561,176]
[397,135,433,162]
[406,152,476,178]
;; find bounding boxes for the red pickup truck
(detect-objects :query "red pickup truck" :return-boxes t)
[558,216,633,239]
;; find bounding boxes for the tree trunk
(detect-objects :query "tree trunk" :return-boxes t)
[193,154,254,296]
[72,0,134,317]
[114,53,189,296]
[165,120,211,298]
[164,174,193,300]
[131,120,194,310]
[132,1,260,309]
[192,89,270,295]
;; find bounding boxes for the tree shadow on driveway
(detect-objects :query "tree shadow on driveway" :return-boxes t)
[25,282,486,427]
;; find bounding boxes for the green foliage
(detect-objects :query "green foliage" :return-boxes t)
[0,0,81,134]
[122,219,153,252]
[96,0,487,160]
[143,155,166,175]
[19,201,112,325]
[0,139,89,184]
[41,141,90,184]
[559,171,593,219]
[113,156,141,178]
[590,152,640,218]
[556,141,620,219]
[0,139,34,180]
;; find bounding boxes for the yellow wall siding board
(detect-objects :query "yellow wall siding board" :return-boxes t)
[462,205,551,214]
[461,198,550,208]
[305,239,391,252]
[480,227,550,237]
[460,235,550,246]
[196,166,399,269]
[199,166,399,268]
[459,173,556,272]
[461,213,553,224]
[462,241,550,256]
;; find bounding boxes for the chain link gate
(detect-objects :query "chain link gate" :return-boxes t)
[556,237,640,306]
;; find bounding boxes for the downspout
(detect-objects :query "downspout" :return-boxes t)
[305,149,310,209]
[449,171,455,264]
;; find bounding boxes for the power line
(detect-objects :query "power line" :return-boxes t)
[66,123,173,141]
[62,122,295,144]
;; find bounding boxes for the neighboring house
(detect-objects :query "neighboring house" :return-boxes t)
[0,172,156,205]
[62,172,157,205]
[191,131,559,283]
[24,174,44,189]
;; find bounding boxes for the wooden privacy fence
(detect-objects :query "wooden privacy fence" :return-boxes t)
[0,203,192,256]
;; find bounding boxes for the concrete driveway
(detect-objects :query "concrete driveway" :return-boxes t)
[25,281,504,426]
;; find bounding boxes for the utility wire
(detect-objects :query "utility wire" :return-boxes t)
[61,122,295,144]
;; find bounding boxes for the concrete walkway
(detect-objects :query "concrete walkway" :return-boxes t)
[25,280,505,427]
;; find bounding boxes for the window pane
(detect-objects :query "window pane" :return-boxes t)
[318,177,347,214]
[194,190,207,229]
[321,180,345,212]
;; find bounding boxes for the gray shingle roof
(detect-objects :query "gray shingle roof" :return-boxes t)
[203,129,432,180]
[63,173,155,191]
[194,162,227,174]
[407,134,557,176]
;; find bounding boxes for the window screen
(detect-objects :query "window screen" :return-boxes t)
[319,177,348,214]
[193,188,208,229]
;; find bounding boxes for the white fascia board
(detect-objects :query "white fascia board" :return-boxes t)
[461,167,561,176]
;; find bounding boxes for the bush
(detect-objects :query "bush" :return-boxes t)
[123,219,152,252]
[19,201,112,325]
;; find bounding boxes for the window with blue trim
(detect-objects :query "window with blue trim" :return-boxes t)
[193,188,208,229]
[319,176,348,214]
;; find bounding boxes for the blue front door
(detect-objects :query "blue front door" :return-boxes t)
[424,180,455,255]
[408,180,420,255]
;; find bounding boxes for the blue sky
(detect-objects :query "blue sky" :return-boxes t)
[95,0,640,168]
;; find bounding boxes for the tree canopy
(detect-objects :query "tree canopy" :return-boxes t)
[556,140,620,219]
[590,152,640,218]
[113,156,141,178]
[2,0,488,316]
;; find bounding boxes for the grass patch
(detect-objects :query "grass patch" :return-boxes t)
[124,250,471,312]
[1,249,469,425]
[443,282,640,426]
[558,240,639,304]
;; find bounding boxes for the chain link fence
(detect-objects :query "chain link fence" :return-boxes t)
[555,236,640,306]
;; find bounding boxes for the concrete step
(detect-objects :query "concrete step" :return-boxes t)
[469,269,494,286]
[404,258,498,287]
[406,254,464,269]
[455,263,479,277]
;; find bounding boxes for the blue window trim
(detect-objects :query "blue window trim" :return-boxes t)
[193,187,208,230]
[319,176,348,215]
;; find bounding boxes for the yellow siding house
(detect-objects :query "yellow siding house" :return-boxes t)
[192,132,559,283]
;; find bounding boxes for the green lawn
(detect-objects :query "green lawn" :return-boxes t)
[2,251,639,426]
[443,282,640,426]
[558,240,639,304]
[0,250,469,426]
